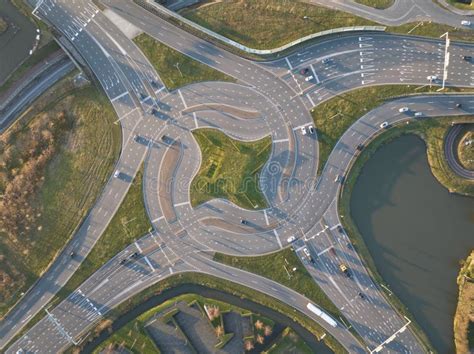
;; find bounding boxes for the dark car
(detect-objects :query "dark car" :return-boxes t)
[131,252,140,258]
[463,55,472,61]
[299,68,310,75]
[240,219,248,225]
[356,144,364,151]
[337,225,343,233]
[358,292,365,299]
[120,259,127,265]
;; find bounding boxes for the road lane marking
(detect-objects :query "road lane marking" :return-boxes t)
[306,93,315,107]
[178,89,187,108]
[111,91,128,102]
[273,138,289,143]
[143,256,155,272]
[285,57,293,70]
[174,201,190,207]
[310,64,320,84]
[263,209,269,225]
[134,241,142,253]
[273,229,282,248]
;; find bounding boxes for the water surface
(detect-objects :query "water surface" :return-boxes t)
[350,134,474,353]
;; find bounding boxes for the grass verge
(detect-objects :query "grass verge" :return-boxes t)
[214,248,341,320]
[0,16,7,33]
[0,78,121,317]
[267,327,314,354]
[133,33,234,90]
[190,128,271,209]
[180,0,377,50]
[339,116,474,354]
[454,251,474,354]
[354,0,394,9]
[311,85,474,176]
[77,273,347,354]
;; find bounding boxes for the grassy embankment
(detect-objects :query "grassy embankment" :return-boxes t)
[446,0,474,10]
[191,129,271,209]
[458,127,474,170]
[0,75,121,317]
[355,0,394,9]
[92,293,280,353]
[180,0,474,51]
[0,16,7,33]
[133,33,234,90]
[267,327,314,354]
[454,251,474,354]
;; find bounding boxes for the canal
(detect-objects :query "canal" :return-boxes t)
[350,134,474,353]
[0,0,36,85]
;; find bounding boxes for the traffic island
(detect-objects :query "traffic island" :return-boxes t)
[190,128,271,210]
[458,125,474,171]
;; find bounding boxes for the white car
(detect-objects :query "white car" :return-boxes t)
[398,107,409,113]
[303,247,311,258]
[287,236,296,243]
[414,112,424,117]
[380,121,389,129]
[461,20,471,27]
[301,126,307,135]
[427,75,438,81]
[304,75,314,82]
[114,170,120,178]
[308,125,315,134]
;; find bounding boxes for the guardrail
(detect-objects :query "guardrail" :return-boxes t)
[138,0,386,55]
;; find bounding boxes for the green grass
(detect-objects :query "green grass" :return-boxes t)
[0,81,121,317]
[0,41,60,94]
[312,85,474,175]
[133,33,234,90]
[190,128,271,209]
[355,0,394,9]
[446,0,474,10]
[458,126,474,170]
[180,0,377,50]
[267,327,313,354]
[0,16,7,33]
[214,248,341,320]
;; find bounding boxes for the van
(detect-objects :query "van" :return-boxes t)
[414,112,423,117]
[305,75,314,82]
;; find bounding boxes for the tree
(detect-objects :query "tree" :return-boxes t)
[264,325,272,336]
[254,319,264,330]
[244,340,254,351]
[215,325,224,337]
[256,334,264,344]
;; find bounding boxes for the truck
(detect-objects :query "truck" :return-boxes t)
[306,303,337,328]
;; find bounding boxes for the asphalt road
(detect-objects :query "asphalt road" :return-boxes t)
[2,0,474,353]
[444,123,474,179]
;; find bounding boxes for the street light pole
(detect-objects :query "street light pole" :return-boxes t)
[439,32,450,91]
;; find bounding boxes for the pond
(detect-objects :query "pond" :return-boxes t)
[350,134,474,353]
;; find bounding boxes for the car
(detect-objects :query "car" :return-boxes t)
[427,75,438,81]
[463,55,472,61]
[120,259,127,265]
[329,247,336,256]
[303,247,311,258]
[114,170,120,178]
[339,263,351,277]
[356,144,364,151]
[240,219,248,225]
[131,252,140,258]
[337,225,343,233]
[70,252,75,258]
[414,112,424,117]
[300,126,307,135]
[334,175,345,184]
[358,292,365,299]
[380,121,389,129]
[287,236,296,243]
[299,68,310,75]
[461,20,471,27]
[304,75,314,82]
[398,107,409,113]
[322,58,331,64]
[308,125,315,134]
[456,103,463,108]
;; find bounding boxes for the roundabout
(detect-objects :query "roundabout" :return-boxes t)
[2,0,474,353]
